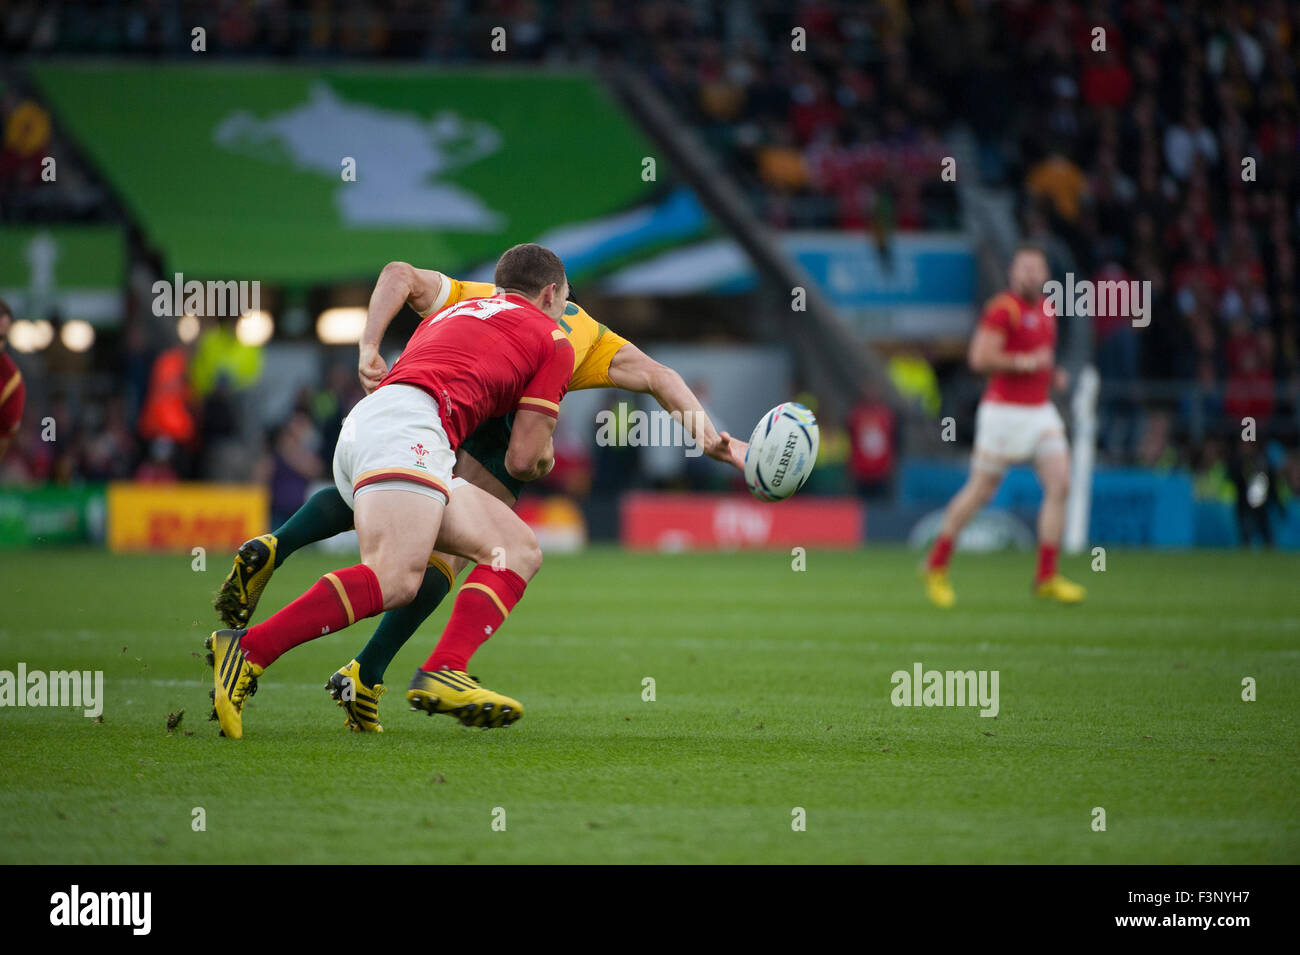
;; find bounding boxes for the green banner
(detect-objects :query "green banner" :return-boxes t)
[0,485,106,547]
[0,226,124,325]
[32,65,663,285]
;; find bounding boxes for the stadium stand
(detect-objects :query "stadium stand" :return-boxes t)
[2,1,1298,517]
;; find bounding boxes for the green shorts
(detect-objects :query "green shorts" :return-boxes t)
[458,413,524,499]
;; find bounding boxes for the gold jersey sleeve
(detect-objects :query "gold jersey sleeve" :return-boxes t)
[417,274,497,318]
[562,301,630,391]
[419,274,629,388]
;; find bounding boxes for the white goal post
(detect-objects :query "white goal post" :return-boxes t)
[1065,364,1100,555]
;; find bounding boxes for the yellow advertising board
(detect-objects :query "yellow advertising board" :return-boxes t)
[107,483,268,553]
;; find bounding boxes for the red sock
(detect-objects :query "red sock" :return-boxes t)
[241,564,383,668]
[423,567,527,672]
[928,534,954,571]
[1035,544,1058,585]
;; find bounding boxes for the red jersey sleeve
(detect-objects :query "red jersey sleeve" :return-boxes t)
[0,361,24,438]
[979,293,1018,336]
[515,331,574,418]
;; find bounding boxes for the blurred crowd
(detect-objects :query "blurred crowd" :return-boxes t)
[4,1,1300,529]
[0,307,368,523]
[3,0,964,233]
[991,1,1300,472]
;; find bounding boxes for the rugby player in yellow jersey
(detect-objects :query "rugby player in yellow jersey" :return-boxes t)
[216,260,747,731]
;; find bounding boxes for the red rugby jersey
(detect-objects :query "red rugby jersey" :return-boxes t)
[979,291,1056,405]
[0,350,25,439]
[380,293,574,448]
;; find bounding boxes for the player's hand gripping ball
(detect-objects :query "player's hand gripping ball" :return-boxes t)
[744,402,819,501]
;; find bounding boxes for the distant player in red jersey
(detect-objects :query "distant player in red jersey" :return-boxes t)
[923,244,1086,607]
[205,244,575,738]
[0,299,24,462]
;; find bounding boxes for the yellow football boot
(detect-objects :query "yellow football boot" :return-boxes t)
[326,659,387,733]
[406,668,523,728]
[214,534,278,629]
[923,568,956,608]
[205,629,263,739]
[1035,573,1086,604]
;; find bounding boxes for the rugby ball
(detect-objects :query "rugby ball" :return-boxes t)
[744,402,819,501]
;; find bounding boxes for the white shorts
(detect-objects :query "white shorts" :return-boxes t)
[973,400,1067,468]
[333,384,456,508]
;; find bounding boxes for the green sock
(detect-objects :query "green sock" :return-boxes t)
[355,566,453,687]
[271,487,355,568]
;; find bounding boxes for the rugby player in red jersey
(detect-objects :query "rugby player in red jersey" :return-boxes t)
[214,257,748,734]
[205,244,575,738]
[922,243,1086,607]
[0,299,25,462]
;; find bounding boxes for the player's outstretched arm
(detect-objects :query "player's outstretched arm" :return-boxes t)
[607,343,746,471]
[505,410,557,483]
[358,262,447,393]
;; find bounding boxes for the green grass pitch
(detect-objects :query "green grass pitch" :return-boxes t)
[1,545,1296,864]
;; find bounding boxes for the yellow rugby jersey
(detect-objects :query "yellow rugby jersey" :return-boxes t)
[422,273,629,391]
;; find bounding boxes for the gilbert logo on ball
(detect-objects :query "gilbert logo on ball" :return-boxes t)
[744,402,819,501]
